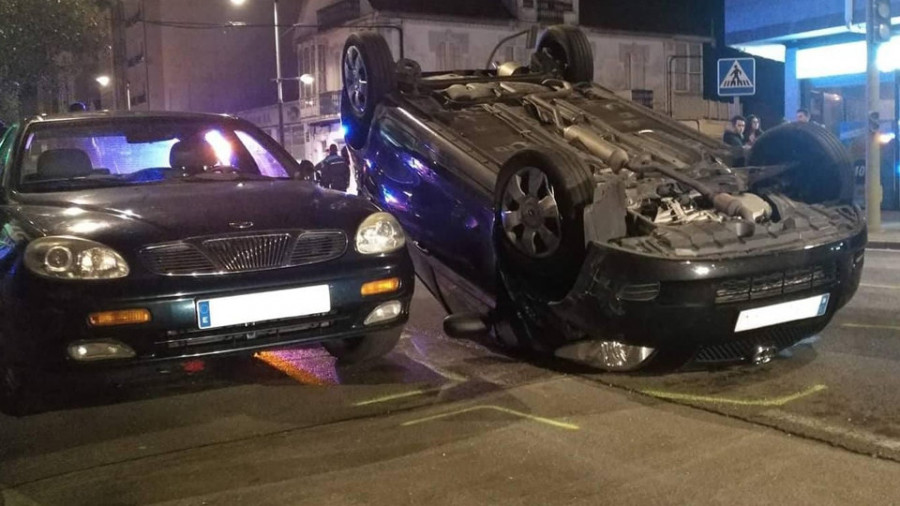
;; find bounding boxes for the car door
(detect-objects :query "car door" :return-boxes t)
[365,109,497,315]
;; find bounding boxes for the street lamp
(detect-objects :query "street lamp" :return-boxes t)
[95,75,111,87]
[231,0,285,146]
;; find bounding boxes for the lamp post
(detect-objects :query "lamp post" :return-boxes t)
[231,0,285,146]
[95,75,111,110]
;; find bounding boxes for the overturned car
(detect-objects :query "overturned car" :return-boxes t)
[340,25,865,371]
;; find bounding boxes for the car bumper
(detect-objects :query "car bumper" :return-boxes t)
[5,254,414,372]
[550,225,866,364]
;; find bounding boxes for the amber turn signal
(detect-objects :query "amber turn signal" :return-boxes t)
[88,308,151,327]
[360,277,401,296]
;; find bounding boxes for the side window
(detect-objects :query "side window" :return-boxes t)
[235,131,289,178]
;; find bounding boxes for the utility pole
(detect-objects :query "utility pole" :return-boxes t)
[866,0,891,232]
[273,0,285,146]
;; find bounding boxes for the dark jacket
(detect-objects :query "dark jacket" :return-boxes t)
[723,131,745,148]
[316,153,350,191]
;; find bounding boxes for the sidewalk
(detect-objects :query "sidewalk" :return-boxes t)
[866,210,900,249]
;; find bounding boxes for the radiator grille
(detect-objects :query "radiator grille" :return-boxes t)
[203,233,293,272]
[715,263,835,304]
[694,324,817,364]
[141,230,348,275]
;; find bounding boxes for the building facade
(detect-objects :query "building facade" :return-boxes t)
[254,0,729,163]
[109,0,301,113]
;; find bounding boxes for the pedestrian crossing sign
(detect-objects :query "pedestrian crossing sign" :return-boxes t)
[717,57,756,97]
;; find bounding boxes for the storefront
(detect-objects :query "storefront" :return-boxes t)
[726,0,900,209]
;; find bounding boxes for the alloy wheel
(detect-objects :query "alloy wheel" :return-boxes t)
[500,166,562,258]
[343,45,369,116]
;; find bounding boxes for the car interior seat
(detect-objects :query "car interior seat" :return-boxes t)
[34,148,93,180]
[169,137,218,172]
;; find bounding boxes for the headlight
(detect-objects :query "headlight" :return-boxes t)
[355,212,406,254]
[24,236,129,280]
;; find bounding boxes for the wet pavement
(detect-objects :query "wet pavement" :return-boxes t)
[2,249,900,503]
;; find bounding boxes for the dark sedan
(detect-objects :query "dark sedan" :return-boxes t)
[340,27,864,372]
[0,111,414,414]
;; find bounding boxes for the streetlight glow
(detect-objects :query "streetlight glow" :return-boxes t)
[300,73,315,85]
[230,0,247,5]
[95,75,111,87]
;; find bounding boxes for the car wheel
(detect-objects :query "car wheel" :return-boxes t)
[747,122,854,204]
[495,146,594,299]
[322,327,402,365]
[535,25,594,83]
[341,32,397,150]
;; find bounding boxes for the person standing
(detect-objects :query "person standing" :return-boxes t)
[744,114,764,146]
[316,144,350,191]
[795,108,811,123]
[723,115,746,147]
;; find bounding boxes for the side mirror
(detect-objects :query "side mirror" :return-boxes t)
[442,313,490,339]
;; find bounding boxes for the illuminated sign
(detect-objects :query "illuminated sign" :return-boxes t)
[797,39,900,79]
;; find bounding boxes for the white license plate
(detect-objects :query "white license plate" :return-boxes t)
[196,285,330,330]
[734,293,830,333]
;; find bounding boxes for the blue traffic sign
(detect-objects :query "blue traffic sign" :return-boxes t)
[717,58,756,97]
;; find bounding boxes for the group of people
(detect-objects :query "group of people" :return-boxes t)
[722,114,765,148]
[293,143,352,192]
[722,108,816,148]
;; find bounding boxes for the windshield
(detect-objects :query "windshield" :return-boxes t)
[15,117,295,192]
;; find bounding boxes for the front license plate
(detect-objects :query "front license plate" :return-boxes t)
[734,293,830,333]
[196,285,330,330]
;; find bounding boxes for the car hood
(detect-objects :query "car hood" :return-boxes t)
[9,180,377,248]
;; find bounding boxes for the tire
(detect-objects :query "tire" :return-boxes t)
[494,146,594,299]
[747,122,854,204]
[535,25,594,83]
[341,32,396,150]
[322,327,402,365]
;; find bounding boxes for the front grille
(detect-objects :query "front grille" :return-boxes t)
[291,231,349,265]
[141,243,217,275]
[715,263,836,304]
[141,230,348,275]
[203,233,294,272]
[694,324,818,364]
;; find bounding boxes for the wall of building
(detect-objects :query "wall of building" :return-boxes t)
[234,0,731,161]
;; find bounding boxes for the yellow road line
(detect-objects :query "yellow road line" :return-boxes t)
[353,389,435,406]
[401,405,580,431]
[860,283,900,290]
[639,384,827,407]
[254,351,331,386]
[841,322,900,331]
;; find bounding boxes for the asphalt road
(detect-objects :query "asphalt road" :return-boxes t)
[2,249,900,504]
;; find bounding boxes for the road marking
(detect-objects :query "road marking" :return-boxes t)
[639,384,827,407]
[353,389,435,406]
[841,322,900,332]
[401,405,580,431]
[253,351,331,386]
[763,409,900,451]
[860,283,900,290]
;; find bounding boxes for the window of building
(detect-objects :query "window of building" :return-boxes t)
[436,40,463,71]
[317,43,327,97]
[673,42,703,95]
